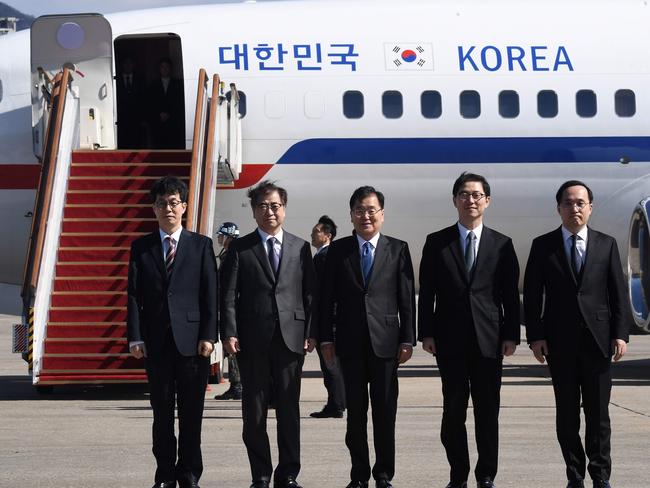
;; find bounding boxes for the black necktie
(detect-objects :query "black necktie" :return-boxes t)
[267,237,279,276]
[465,231,476,273]
[570,234,581,277]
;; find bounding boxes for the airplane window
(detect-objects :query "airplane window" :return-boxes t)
[460,90,481,119]
[382,91,403,119]
[537,90,558,118]
[226,90,247,118]
[499,90,519,118]
[576,89,597,118]
[421,90,442,119]
[343,90,364,119]
[615,89,636,117]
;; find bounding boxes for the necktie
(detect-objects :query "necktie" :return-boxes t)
[465,231,476,273]
[267,237,279,275]
[570,234,581,277]
[165,236,176,275]
[362,241,373,284]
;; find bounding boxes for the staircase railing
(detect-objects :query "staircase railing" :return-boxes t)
[187,69,210,232]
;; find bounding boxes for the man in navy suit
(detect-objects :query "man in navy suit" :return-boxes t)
[320,186,416,488]
[418,172,520,488]
[128,175,217,488]
[524,180,630,488]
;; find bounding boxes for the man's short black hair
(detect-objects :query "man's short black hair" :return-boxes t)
[318,215,337,240]
[247,180,288,207]
[452,172,491,197]
[150,175,188,202]
[555,180,594,204]
[349,186,385,210]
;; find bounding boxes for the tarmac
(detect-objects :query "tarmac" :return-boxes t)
[1,313,649,488]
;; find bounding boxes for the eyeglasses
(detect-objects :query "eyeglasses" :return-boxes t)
[256,202,284,213]
[457,191,486,201]
[154,200,184,209]
[560,200,589,210]
[352,207,382,217]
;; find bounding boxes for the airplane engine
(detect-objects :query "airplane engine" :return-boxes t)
[628,198,650,333]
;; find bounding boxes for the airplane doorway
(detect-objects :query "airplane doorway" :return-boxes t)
[114,34,186,149]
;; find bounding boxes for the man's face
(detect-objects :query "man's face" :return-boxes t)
[453,181,491,225]
[350,194,384,241]
[122,58,134,75]
[153,192,186,233]
[159,61,171,78]
[253,190,285,235]
[557,185,592,232]
[311,223,330,248]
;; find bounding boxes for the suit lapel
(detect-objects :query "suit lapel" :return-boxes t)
[471,226,493,283]
[277,232,296,282]
[168,229,190,284]
[368,234,389,286]
[251,231,276,283]
[447,226,469,284]
[147,232,166,280]
[553,227,578,286]
[580,227,597,284]
[346,236,365,288]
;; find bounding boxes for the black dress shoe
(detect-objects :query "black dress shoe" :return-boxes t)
[179,483,200,488]
[151,483,176,488]
[593,482,611,488]
[345,482,369,488]
[250,481,270,488]
[375,480,393,488]
[566,482,585,488]
[477,479,495,488]
[309,406,344,418]
[445,483,467,488]
[275,476,303,488]
[214,384,242,400]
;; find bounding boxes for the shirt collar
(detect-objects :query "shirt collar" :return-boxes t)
[561,225,588,243]
[356,232,380,251]
[159,226,182,243]
[316,243,330,254]
[457,221,483,242]
[257,227,283,245]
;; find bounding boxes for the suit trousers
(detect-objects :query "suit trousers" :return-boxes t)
[547,329,612,483]
[316,345,346,411]
[238,327,304,482]
[339,344,399,482]
[436,336,503,484]
[145,329,209,485]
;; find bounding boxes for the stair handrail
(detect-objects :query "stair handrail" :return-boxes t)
[21,68,72,306]
[187,69,210,232]
[198,74,222,236]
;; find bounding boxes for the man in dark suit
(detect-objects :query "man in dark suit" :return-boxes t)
[320,186,416,488]
[116,55,145,149]
[148,57,185,149]
[418,172,520,488]
[309,215,346,418]
[524,180,630,488]
[220,180,317,488]
[127,175,217,488]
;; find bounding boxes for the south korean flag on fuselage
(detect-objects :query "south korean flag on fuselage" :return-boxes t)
[385,43,434,70]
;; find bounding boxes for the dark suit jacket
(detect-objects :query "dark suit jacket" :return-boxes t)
[524,226,630,357]
[319,234,416,359]
[313,245,329,280]
[127,229,218,357]
[148,77,185,148]
[418,224,520,359]
[220,230,316,355]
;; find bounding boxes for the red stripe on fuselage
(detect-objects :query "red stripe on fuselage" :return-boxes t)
[0,164,40,189]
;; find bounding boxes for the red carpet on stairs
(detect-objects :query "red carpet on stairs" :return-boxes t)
[39,150,192,385]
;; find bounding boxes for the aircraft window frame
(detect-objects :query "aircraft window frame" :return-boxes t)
[382,90,403,119]
[421,90,442,119]
[498,90,520,118]
[537,90,558,118]
[615,89,636,118]
[460,90,481,119]
[226,90,247,118]
[576,89,597,118]
[343,90,364,119]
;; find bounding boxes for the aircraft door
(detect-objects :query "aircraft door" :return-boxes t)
[30,14,115,154]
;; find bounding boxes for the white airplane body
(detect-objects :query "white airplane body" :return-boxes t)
[1,0,650,330]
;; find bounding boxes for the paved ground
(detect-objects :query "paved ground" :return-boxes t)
[1,313,648,488]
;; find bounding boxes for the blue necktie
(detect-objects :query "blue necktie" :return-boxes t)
[267,237,279,276]
[362,241,373,284]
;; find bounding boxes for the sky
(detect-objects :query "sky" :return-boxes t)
[6,0,286,17]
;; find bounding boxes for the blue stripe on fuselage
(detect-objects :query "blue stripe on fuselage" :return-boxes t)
[275,137,650,164]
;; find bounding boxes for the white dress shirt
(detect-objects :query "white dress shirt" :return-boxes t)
[561,225,588,270]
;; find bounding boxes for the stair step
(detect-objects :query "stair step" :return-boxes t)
[55,263,128,277]
[41,355,142,371]
[49,308,126,323]
[65,191,150,205]
[36,373,147,384]
[62,220,157,233]
[47,324,127,339]
[68,177,189,191]
[45,339,129,354]
[70,164,190,178]
[54,278,127,292]
[63,206,152,219]
[51,293,126,307]
[57,249,130,263]
[72,150,191,164]
[59,234,142,248]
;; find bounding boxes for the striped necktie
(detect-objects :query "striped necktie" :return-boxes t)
[165,236,176,275]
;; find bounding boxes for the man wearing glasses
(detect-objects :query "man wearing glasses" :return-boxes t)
[220,180,317,488]
[524,180,630,488]
[127,175,218,488]
[418,172,520,488]
[320,186,416,488]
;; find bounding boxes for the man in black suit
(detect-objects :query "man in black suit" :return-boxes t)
[320,186,416,488]
[220,180,317,488]
[148,58,185,149]
[418,172,520,488]
[309,215,346,419]
[524,180,630,488]
[116,55,145,149]
[127,175,217,488]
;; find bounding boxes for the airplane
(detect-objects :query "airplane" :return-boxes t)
[1,0,649,343]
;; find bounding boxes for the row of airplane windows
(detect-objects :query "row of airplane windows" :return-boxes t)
[228,89,636,120]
